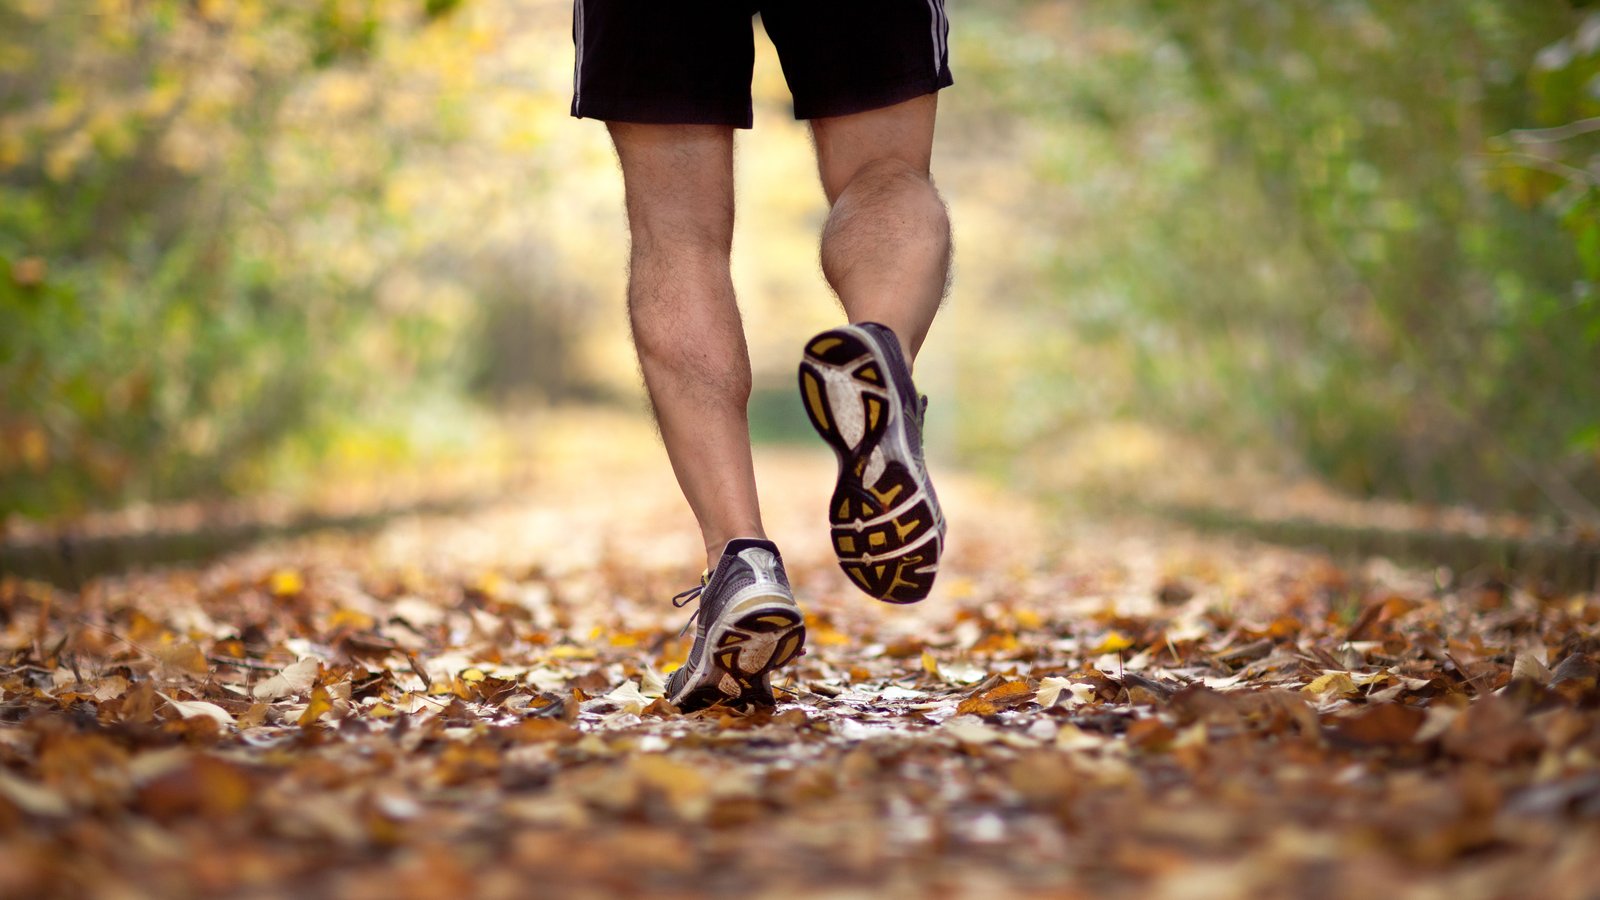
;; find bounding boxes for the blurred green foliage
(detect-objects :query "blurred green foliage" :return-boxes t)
[4,0,1597,528]
[0,1,483,518]
[965,0,1600,521]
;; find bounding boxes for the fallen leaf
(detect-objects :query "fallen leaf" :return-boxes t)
[603,680,652,715]
[298,685,333,727]
[251,657,319,701]
[1091,631,1135,654]
[153,643,209,678]
[983,680,1033,702]
[1326,703,1426,747]
[640,666,666,698]
[269,569,305,597]
[159,694,235,727]
[944,716,1002,745]
[1440,695,1542,764]
[956,695,997,716]
[1036,677,1095,709]
[1305,671,1359,697]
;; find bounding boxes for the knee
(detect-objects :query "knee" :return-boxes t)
[849,156,927,189]
[629,220,734,263]
[836,158,943,210]
[624,183,735,261]
[827,157,950,247]
[631,318,752,402]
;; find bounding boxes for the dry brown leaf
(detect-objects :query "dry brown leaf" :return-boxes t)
[153,643,209,678]
[159,693,235,727]
[956,695,997,716]
[251,657,319,701]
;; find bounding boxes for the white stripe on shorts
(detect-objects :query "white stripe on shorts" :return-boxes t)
[926,0,946,75]
[573,0,586,114]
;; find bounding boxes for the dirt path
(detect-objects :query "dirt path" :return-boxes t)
[2,412,1597,898]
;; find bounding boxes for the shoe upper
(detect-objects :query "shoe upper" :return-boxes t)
[665,538,794,698]
[857,322,945,543]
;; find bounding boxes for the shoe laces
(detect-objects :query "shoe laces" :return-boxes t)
[671,570,710,637]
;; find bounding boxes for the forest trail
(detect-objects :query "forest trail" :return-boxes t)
[2,412,1597,898]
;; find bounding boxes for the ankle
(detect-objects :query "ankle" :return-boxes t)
[705,533,769,570]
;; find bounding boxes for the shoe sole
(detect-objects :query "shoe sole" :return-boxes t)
[798,326,943,604]
[668,598,807,712]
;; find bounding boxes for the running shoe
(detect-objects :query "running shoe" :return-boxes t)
[663,538,807,712]
[798,322,946,603]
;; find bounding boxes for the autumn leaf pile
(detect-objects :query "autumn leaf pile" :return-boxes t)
[2,427,1598,898]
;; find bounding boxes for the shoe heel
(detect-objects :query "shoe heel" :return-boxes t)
[715,609,806,680]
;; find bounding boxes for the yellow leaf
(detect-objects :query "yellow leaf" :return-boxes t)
[327,608,375,631]
[921,650,940,677]
[1014,608,1044,630]
[473,572,504,600]
[460,668,486,683]
[547,645,596,661]
[1305,672,1359,697]
[1092,631,1135,654]
[810,622,851,647]
[298,685,332,727]
[269,569,304,598]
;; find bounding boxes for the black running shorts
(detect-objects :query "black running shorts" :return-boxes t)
[570,1,952,127]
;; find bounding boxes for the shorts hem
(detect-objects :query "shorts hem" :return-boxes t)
[791,71,954,121]
[570,100,754,129]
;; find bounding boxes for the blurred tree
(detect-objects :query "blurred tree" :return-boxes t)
[1145,0,1599,520]
[0,0,493,519]
[964,0,1599,523]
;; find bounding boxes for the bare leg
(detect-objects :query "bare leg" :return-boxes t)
[608,123,763,569]
[812,94,950,364]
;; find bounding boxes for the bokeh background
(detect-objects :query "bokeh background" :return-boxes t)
[3,1,1598,551]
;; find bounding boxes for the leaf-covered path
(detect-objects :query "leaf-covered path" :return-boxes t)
[3,414,1598,898]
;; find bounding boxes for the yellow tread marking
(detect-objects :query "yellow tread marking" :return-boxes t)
[774,633,801,667]
[809,337,844,355]
[890,565,925,593]
[753,614,794,627]
[896,518,921,539]
[837,535,855,553]
[869,483,904,506]
[803,373,829,429]
[837,498,851,520]
[848,568,871,589]
[874,564,886,579]
[868,531,887,548]
[866,397,882,431]
[857,365,881,384]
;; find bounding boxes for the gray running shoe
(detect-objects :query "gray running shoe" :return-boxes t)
[663,538,807,712]
[798,322,946,603]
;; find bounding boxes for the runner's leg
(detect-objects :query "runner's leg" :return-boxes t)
[812,93,950,364]
[608,123,764,570]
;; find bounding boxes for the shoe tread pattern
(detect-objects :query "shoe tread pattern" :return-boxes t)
[668,606,806,712]
[798,327,942,604]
